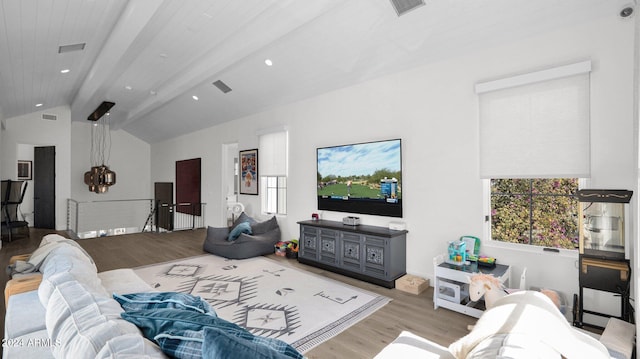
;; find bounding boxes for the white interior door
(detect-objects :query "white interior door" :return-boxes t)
[221,142,238,225]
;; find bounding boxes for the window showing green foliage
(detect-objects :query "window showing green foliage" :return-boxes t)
[490,178,579,249]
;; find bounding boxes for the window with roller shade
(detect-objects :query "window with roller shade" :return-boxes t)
[477,62,590,249]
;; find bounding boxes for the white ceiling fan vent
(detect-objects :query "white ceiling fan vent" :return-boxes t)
[390,0,425,16]
[213,80,233,94]
[42,113,57,121]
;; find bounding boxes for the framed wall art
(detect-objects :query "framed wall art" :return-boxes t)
[17,160,32,180]
[239,149,258,195]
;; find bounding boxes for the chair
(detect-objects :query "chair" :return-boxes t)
[1,180,29,242]
[203,212,281,259]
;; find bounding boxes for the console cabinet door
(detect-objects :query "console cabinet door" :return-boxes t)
[341,232,363,272]
[363,236,388,279]
[300,225,319,261]
[319,229,338,265]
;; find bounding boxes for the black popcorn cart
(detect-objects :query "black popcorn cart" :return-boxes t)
[572,189,633,329]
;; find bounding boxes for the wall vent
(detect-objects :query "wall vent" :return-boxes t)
[213,80,232,94]
[58,43,86,53]
[42,113,57,121]
[389,0,425,16]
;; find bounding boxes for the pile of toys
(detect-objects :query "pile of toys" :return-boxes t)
[275,239,299,258]
[446,236,496,267]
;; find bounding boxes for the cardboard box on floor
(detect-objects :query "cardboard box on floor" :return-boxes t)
[395,274,429,295]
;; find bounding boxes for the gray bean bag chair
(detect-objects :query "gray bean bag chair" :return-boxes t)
[203,212,281,259]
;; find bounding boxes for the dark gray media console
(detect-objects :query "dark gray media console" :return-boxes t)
[297,220,407,288]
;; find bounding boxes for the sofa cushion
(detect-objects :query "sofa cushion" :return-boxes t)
[204,226,282,259]
[5,290,47,338]
[232,212,257,229]
[39,243,97,275]
[36,240,106,308]
[99,268,155,295]
[7,236,96,278]
[46,279,142,359]
[228,221,252,241]
[113,292,216,316]
[39,268,108,308]
[33,235,96,271]
[250,216,278,235]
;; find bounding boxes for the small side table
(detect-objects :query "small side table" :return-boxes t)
[433,256,510,318]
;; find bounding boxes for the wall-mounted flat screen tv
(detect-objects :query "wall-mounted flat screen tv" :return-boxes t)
[317,138,402,218]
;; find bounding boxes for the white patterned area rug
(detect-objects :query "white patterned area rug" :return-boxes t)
[133,254,390,353]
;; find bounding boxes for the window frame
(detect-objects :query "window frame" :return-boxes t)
[483,178,588,257]
[261,175,287,216]
[258,128,288,216]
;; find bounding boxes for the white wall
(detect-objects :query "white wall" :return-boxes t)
[150,14,636,314]
[70,121,151,201]
[1,106,72,230]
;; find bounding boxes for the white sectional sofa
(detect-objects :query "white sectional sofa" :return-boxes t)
[3,234,166,359]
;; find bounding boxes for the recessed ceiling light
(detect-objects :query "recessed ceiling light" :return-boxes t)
[35,103,43,107]
[60,69,70,74]
[192,95,199,101]
[125,85,132,90]
[265,59,273,66]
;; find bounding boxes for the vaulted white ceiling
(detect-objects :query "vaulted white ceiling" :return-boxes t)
[0,0,631,143]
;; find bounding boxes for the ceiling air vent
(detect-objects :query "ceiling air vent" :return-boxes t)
[42,113,57,121]
[390,0,425,16]
[58,43,86,53]
[213,80,232,94]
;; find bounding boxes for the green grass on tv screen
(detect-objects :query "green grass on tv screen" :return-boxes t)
[317,182,401,199]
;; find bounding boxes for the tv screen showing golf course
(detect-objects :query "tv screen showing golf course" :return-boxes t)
[317,138,402,218]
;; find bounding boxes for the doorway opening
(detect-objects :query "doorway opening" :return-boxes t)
[222,142,239,225]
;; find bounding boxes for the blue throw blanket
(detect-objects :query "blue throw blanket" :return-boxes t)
[117,292,303,359]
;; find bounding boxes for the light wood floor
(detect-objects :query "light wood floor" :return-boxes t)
[1,228,477,358]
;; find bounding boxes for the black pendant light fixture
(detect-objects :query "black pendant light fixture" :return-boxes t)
[84,101,117,193]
